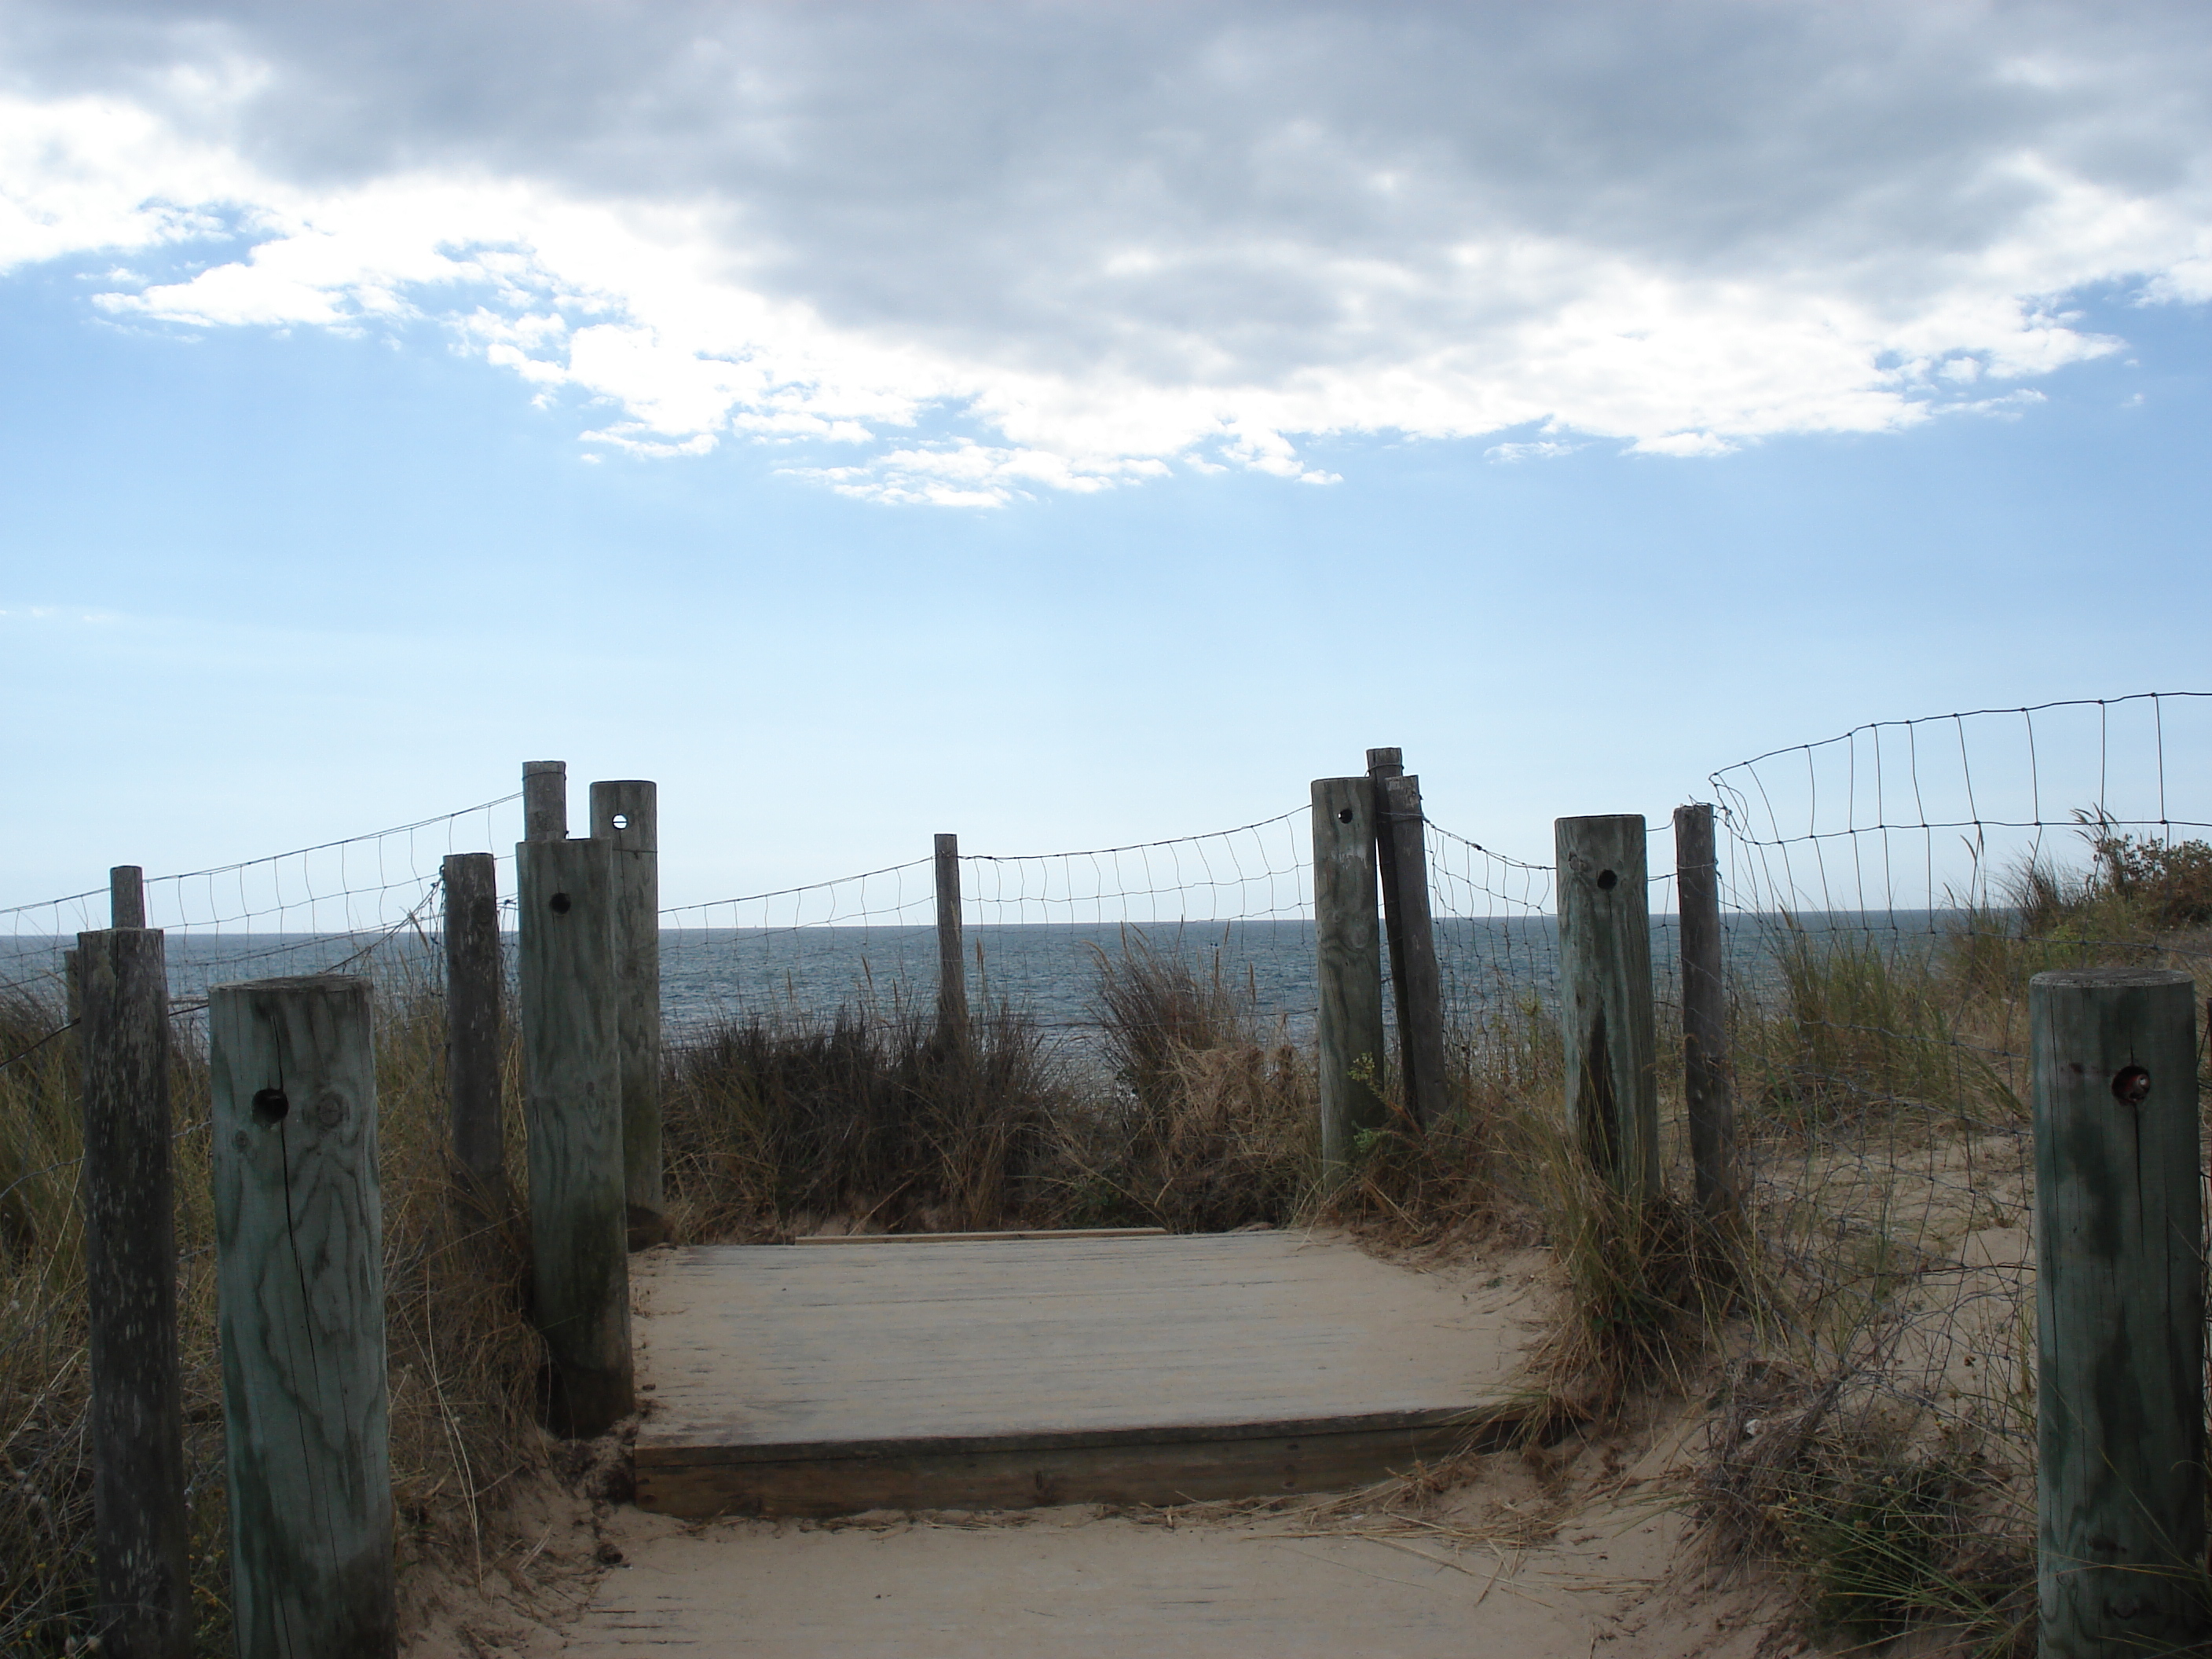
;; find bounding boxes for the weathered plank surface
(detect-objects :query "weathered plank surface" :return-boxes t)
[1312,778,1386,1174]
[934,832,968,1038]
[591,781,665,1250]
[209,974,394,1659]
[76,927,190,1659]
[633,1232,1531,1518]
[108,865,145,929]
[1379,773,1448,1130]
[2031,967,2206,1657]
[517,835,633,1435]
[523,759,567,841]
[1555,815,1657,1199]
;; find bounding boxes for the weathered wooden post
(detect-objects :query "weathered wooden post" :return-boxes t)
[592,781,665,1250]
[1375,765,1448,1130]
[1555,815,1658,1199]
[935,833,969,1041]
[1673,804,1735,1219]
[109,865,146,929]
[2031,967,2206,1657]
[523,760,567,842]
[210,974,394,1659]
[517,835,633,1435]
[1368,748,1410,1017]
[441,851,504,1224]
[77,926,190,1659]
[1313,778,1386,1176]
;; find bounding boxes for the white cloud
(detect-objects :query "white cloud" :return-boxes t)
[2,1,2210,502]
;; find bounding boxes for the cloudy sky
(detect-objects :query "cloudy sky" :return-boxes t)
[3,0,2209,903]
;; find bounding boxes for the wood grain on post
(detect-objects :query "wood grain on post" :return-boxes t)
[109,866,145,929]
[1555,815,1658,1200]
[518,836,634,1435]
[209,974,394,1659]
[591,781,665,1251]
[1366,749,1408,1030]
[1379,774,1448,1130]
[2031,967,2206,1657]
[1313,778,1386,1175]
[441,852,504,1224]
[1672,804,1735,1219]
[76,928,190,1659]
[523,760,568,842]
[935,833,969,1041]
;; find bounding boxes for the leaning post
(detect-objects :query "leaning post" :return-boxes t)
[591,780,665,1250]
[517,835,633,1435]
[2031,967,2206,1657]
[1555,815,1658,1200]
[1313,777,1387,1177]
[210,973,394,1659]
[1673,804,1736,1220]
[441,851,504,1226]
[1379,772,1448,1130]
[77,926,191,1659]
[934,833,969,1042]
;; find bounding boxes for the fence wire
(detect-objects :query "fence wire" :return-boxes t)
[1705,691,2212,1511]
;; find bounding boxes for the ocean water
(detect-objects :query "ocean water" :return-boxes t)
[1,911,1953,1058]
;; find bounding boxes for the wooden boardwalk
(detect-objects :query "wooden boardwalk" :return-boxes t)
[632,1231,1533,1518]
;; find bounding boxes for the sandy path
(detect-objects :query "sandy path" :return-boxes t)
[531,1493,1782,1659]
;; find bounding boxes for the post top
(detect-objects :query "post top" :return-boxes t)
[522,760,566,775]
[2031,966,2196,990]
[208,973,370,997]
[1366,746,1404,776]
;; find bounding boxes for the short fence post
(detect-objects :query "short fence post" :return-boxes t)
[77,927,190,1659]
[209,974,394,1659]
[1313,778,1386,1176]
[1555,815,1658,1199]
[1673,804,1735,1219]
[110,865,145,929]
[517,835,633,1435]
[523,760,568,842]
[935,833,968,1041]
[1378,772,1448,1130]
[441,851,504,1225]
[2031,967,2206,1657]
[591,781,665,1250]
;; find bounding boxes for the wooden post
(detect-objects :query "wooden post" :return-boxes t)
[1367,748,1408,1023]
[517,836,633,1435]
[76,928,190,1659]
[1673,804,1735,1219]
[1555,815,1658,1200]
[109,865,145,929]
[441,852,504,1223]
[209,974,394,1659]
[2031,967,2206,1657]
[1378,773,1448,1130]
[1313,778,1386,1175]
[935,833,968,1041]
[523,760,567,842]
[591,781,665,1251]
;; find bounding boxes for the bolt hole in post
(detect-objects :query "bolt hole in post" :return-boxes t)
[550,892,572,914]
[1596,869,1619,890]
[1336,808,1354,824]
[251,1087,289,1126]
[612,812,630,830]
[2111,1064,2151,1105]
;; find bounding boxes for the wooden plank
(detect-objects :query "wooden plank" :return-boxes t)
[1379,774,1448,1130]
[76,927,190,1658]
[209,974,394,1659]
[1312,778,1385,1174]
[517,836,633,1436]
[635,1411,1526,1519]
[591,780,665,1250]
[794,1227,1170,1246]
[1672,804,1735,1218]
[1554,814,1657,1199]
[2031,967,2205,1657]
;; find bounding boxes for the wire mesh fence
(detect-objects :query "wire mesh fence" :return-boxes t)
[1697,692,2212,1588]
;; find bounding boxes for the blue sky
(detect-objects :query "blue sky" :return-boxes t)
[3,2,2209,908]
